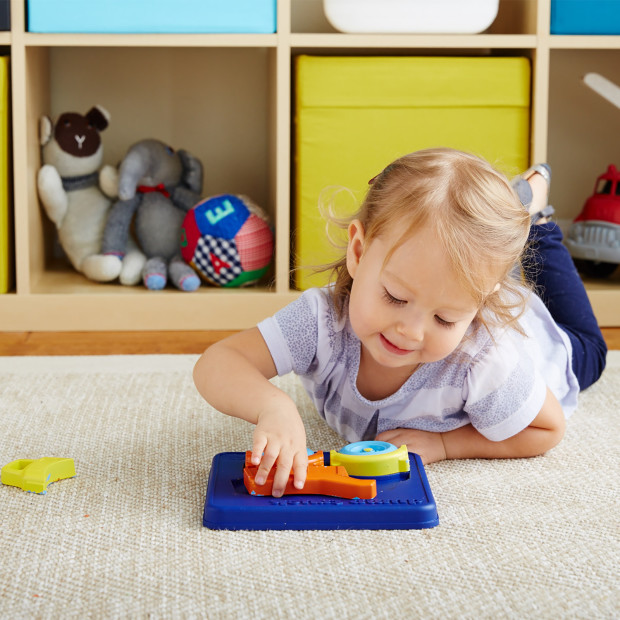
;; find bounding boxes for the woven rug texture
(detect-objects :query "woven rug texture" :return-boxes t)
[0,353,618,619]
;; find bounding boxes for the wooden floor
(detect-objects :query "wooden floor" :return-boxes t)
[0,331,238,356]
[0,328,619,355]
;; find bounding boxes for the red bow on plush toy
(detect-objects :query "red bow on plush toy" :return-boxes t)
[137,183,170,198]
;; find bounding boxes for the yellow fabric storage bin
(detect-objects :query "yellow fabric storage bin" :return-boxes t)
[0,56,9,294]
[294,55,531,289]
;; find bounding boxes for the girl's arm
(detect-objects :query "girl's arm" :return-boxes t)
[377,386,566,464]
[193,327,308,496]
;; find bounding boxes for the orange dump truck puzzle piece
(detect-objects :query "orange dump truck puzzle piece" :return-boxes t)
[243,451,377,499]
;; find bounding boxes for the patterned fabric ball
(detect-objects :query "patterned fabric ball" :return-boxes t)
[181,194,274,287]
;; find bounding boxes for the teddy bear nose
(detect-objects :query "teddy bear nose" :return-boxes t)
[75,135,86,149]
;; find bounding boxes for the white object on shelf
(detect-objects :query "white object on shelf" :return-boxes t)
[323,0,499,34]
[584,73,620,110]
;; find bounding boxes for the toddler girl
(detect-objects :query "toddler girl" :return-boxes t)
[193,148,607,497]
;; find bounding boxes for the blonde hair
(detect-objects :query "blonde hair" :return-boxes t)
[322,148,532,334]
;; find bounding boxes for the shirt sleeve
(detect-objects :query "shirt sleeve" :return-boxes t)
[257,289,321,377]
[463,331,548,442]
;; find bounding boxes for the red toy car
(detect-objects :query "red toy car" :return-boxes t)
[566,164,620,278]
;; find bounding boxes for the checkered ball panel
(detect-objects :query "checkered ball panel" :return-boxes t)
[193,236,243,286]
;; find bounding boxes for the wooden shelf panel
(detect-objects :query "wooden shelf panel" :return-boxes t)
[290,33,538,49]
[21,33,279,48]
[586,287,620,327]
[549,35,620,50]
[0,289,300,331]
[27,262,277,296]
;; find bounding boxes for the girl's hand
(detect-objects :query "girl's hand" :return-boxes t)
[193,327,309,497]
[251,408,308,497]
[376,428,447,465]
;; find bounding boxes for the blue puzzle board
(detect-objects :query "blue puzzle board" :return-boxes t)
[203,452,439,530]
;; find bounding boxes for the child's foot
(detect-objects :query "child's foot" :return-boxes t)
[513,163,555,224]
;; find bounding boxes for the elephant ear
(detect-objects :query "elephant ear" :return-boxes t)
[177,149,203,194]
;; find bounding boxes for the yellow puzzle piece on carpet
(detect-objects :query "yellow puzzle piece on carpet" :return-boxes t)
[1,457,76,494]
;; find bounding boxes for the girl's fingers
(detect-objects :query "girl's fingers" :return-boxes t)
[271,457,293,497]
[250,430,309,495]
[254,444,280,486]
[250,435,267,466]
[292,459,308,490]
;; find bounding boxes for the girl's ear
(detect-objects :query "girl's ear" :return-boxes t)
[346,219,365,278]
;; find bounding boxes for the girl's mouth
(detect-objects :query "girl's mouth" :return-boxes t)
[380,334,413,356]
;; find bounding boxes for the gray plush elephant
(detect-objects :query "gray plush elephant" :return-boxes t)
[99,139,203,291]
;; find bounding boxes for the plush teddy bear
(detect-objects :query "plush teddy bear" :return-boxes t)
[98,138,203,291]
[37,105,145,284]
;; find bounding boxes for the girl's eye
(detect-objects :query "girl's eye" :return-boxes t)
[435,315,455,329]
[383,289,406,305]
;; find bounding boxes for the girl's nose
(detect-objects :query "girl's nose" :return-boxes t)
[397,314,424,343]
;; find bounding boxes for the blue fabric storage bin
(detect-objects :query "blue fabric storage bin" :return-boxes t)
[28,0,277,34]
[551,0,620,35]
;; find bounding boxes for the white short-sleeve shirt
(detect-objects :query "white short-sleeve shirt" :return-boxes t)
[258,287,579,443]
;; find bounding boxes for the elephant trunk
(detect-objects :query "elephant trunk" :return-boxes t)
[117,141,155,201]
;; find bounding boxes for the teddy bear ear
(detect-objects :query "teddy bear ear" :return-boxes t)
[39,116,53,146]
[86,105,110,132]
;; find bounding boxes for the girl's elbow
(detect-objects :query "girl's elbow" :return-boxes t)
[192,357,203,390]
[193,347,215,394]
[547,413,566,451]
[532,411,566,457]
[533,388,566,455]
[192,356,206,396]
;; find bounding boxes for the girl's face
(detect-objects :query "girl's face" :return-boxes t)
[346,220,481,374]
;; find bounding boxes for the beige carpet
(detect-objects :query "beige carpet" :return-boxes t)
[0,353,618,619]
